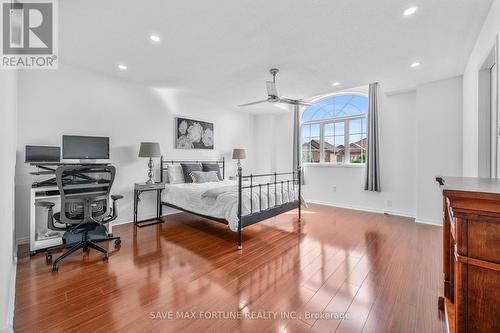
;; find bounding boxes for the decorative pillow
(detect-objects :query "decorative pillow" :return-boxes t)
[180,163,202,183]
[190,171,220,183]
[166,165,185,184]
[202,163,222,180]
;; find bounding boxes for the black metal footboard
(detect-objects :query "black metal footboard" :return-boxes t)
[236,167,301,249]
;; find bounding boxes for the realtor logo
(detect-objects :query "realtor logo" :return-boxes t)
[1,0,58,69]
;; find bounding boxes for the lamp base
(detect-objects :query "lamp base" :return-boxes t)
[146,157,154,184]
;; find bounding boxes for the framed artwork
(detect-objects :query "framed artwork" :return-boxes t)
[176,117,214,149]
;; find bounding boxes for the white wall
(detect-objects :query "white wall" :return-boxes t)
[0,70,18,332]
[463,0,499,176]
[416,77,463,223]
[15,64,254,242]
[252,76,463,224]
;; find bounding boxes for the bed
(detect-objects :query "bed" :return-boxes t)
[160,157,301,249]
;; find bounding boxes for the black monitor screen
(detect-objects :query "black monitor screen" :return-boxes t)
[25,145,61,163]
[62,135,110,159]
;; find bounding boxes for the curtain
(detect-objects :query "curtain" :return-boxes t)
[293,103,300,178]
[364,82,381,192]
[293,103,307,207]
[293,103,305,185]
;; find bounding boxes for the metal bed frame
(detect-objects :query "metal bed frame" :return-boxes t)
[159,156,301,249]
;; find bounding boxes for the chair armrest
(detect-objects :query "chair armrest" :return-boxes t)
[111,194,124,201]
[35,201,55,208]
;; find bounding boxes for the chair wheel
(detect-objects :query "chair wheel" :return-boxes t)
[114,239,121,246]
[46,252,52,261]
[51,265,58,272]
[108,233,113,237]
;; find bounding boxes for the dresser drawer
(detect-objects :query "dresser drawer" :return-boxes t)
[467,219,500,263]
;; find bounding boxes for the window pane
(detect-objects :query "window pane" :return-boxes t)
[349,133,367,163]
[324,123,335,136]
[335,122,344,134]
[302,124,320,163]
[302,95,368,122]
[349,119,363,134]
[324,136,334,163]
[323,135,345,164]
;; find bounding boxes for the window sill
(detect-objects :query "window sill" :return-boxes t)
[303,163,366,168]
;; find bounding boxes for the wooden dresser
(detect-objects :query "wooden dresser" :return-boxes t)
[436,177,500,333]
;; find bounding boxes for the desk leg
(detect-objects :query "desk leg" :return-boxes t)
[158,189,162,218]
[133,190,138,225]
[156,189,160,220]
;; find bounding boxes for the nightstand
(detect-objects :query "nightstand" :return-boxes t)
[133,182,165,227]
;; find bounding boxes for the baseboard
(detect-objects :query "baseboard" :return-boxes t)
[306,200,416,219]
[415,218,442,226]
[15,236,29,245]
[0,258,17,333]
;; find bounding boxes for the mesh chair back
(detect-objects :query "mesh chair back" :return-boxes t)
[55,165,116,225]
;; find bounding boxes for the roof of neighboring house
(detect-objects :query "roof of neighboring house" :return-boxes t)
[302,139,337,152]
[303,138,366,153]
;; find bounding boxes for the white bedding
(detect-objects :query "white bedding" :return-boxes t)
[162,180,298,231]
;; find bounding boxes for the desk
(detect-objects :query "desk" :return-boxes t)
[436,177,500,333]
[133,182,165,227]
[30,184,114,255]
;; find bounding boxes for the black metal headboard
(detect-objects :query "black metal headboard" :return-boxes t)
[160,156,225,182]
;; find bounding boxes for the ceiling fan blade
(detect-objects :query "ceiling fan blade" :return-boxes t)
[266,81,278,97]
[238,100,269,107]
[279,97,312,106]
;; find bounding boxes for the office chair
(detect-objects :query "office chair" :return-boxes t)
[35,165,122,272]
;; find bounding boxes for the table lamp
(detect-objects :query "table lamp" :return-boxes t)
[139,142,161,184]
[232,148,246,169]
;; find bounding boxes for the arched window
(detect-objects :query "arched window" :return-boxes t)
[302,94,368,164]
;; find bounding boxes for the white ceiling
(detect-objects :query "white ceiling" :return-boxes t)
[59,0,492,113]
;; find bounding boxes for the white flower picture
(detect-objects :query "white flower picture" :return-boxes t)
[202,128,213,146]
[176,118,214,149]
[187,122,203,143]
[178,120,188,135]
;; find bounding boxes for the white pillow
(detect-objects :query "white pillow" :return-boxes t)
[190,171,220,183]
[166,165,185,184]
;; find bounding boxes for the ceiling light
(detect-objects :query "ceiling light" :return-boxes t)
[149,35,160,42]
[118,64,127,70]
[411,62,420,68]
[332,82,341,87]
[403,6,417,16]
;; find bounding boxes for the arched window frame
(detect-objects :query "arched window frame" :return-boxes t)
[301,92,368,165]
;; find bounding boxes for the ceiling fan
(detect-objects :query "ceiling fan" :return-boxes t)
[238,68,312,107]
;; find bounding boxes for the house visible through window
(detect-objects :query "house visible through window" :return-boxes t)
[301,94,368,164]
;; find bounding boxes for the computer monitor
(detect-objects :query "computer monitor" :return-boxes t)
[25,145,61,163]
[62,135,110,160]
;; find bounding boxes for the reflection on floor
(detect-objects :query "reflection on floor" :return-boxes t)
[14,203,445,333]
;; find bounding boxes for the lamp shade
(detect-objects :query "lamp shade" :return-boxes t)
[232,148,246,160]
[138,142,161,158]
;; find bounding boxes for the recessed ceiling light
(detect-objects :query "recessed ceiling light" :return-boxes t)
[150,35,160,42]
[403,6,417,16]
[332,82,341,87]
[411,62,420,68]
[118,64,127,70]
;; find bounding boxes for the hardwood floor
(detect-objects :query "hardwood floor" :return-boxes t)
[14,204,445,333]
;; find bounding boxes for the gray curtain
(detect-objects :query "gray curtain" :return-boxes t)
[364,82,381,192]
[293,103,300,176]
[292,103,305,185]
[293,103,307,207]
